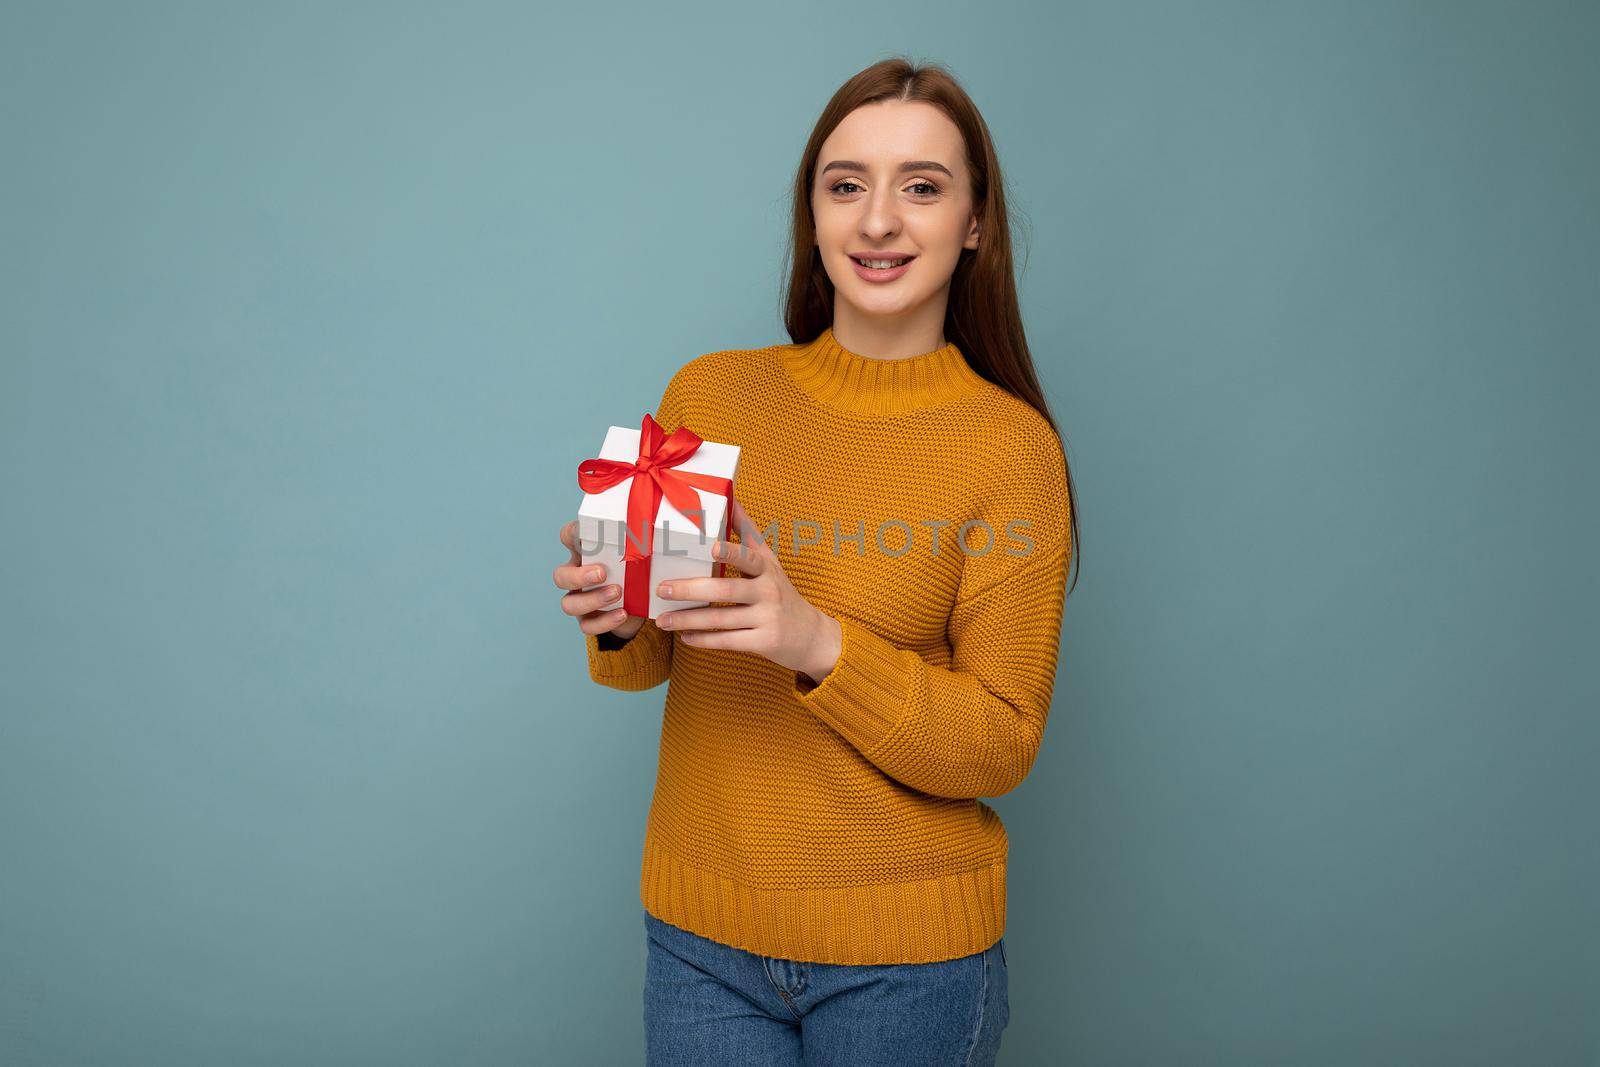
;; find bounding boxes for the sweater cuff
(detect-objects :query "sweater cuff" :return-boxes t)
[586,619,672,683]
[792,616,912,755]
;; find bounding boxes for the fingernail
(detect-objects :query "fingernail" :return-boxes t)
[590,567,605,582]
[659,584,672,597]
[605,586,620,602]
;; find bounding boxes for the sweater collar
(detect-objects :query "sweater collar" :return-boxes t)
[780,326,989,416]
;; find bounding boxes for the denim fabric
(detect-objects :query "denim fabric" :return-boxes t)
[643,909,1009,1066]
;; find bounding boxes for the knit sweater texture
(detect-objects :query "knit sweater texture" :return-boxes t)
[584,326,1071,965]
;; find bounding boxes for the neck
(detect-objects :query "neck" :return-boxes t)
[829,304,948,362]
[780,325,988,417]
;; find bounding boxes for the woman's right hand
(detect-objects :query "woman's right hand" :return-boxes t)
[556,519,645,641]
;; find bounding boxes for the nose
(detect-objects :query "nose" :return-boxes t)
[859,187,901,240]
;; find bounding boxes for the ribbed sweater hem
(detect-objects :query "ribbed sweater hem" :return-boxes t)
[638,823,1007,965]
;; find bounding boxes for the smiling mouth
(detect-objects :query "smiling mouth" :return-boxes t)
[850,255,915,268]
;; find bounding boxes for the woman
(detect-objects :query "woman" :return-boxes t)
[555,56,1080,1066]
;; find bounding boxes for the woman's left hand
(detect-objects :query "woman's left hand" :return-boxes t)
[655,498,842,685]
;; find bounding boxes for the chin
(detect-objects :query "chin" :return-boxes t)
[845,289,923,316]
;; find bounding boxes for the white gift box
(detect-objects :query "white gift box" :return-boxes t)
[577,422,742,620]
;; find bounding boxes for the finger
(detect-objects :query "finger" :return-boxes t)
[728,497,770,555]
[554,559,611,591]
[561,584,625,616]
[711,534,765,577]
[657,575,761,605]
[675,627,759,651]
[657,605,755,631]
[579,605,633,635]
[560,518,582,561]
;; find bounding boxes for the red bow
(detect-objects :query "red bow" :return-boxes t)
[576,413,733,618]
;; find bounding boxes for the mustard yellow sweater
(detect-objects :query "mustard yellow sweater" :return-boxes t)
[584,326,1071,965]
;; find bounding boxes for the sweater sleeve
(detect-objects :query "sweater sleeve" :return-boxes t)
[584,617,676,691]
[582,361,694,692]
[790,425,1072,798]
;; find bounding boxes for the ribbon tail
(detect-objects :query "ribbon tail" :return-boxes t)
[621,465,661,617]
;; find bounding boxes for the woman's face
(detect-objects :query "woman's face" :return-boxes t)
[811,100,980,323]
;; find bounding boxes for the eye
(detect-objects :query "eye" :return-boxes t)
[827,179,942,198]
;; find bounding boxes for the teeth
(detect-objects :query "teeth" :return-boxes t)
[856,257,908,269]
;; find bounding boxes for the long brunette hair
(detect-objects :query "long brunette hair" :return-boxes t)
[781,57,1082,595]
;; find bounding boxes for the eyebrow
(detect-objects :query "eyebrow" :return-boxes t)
[819,159,955,179]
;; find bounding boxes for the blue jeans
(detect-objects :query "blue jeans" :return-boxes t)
[643,909,1009,1065]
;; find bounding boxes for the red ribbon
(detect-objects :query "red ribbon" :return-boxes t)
[576,412,733,618]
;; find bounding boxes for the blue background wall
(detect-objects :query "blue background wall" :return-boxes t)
[3,2,1594,1063]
